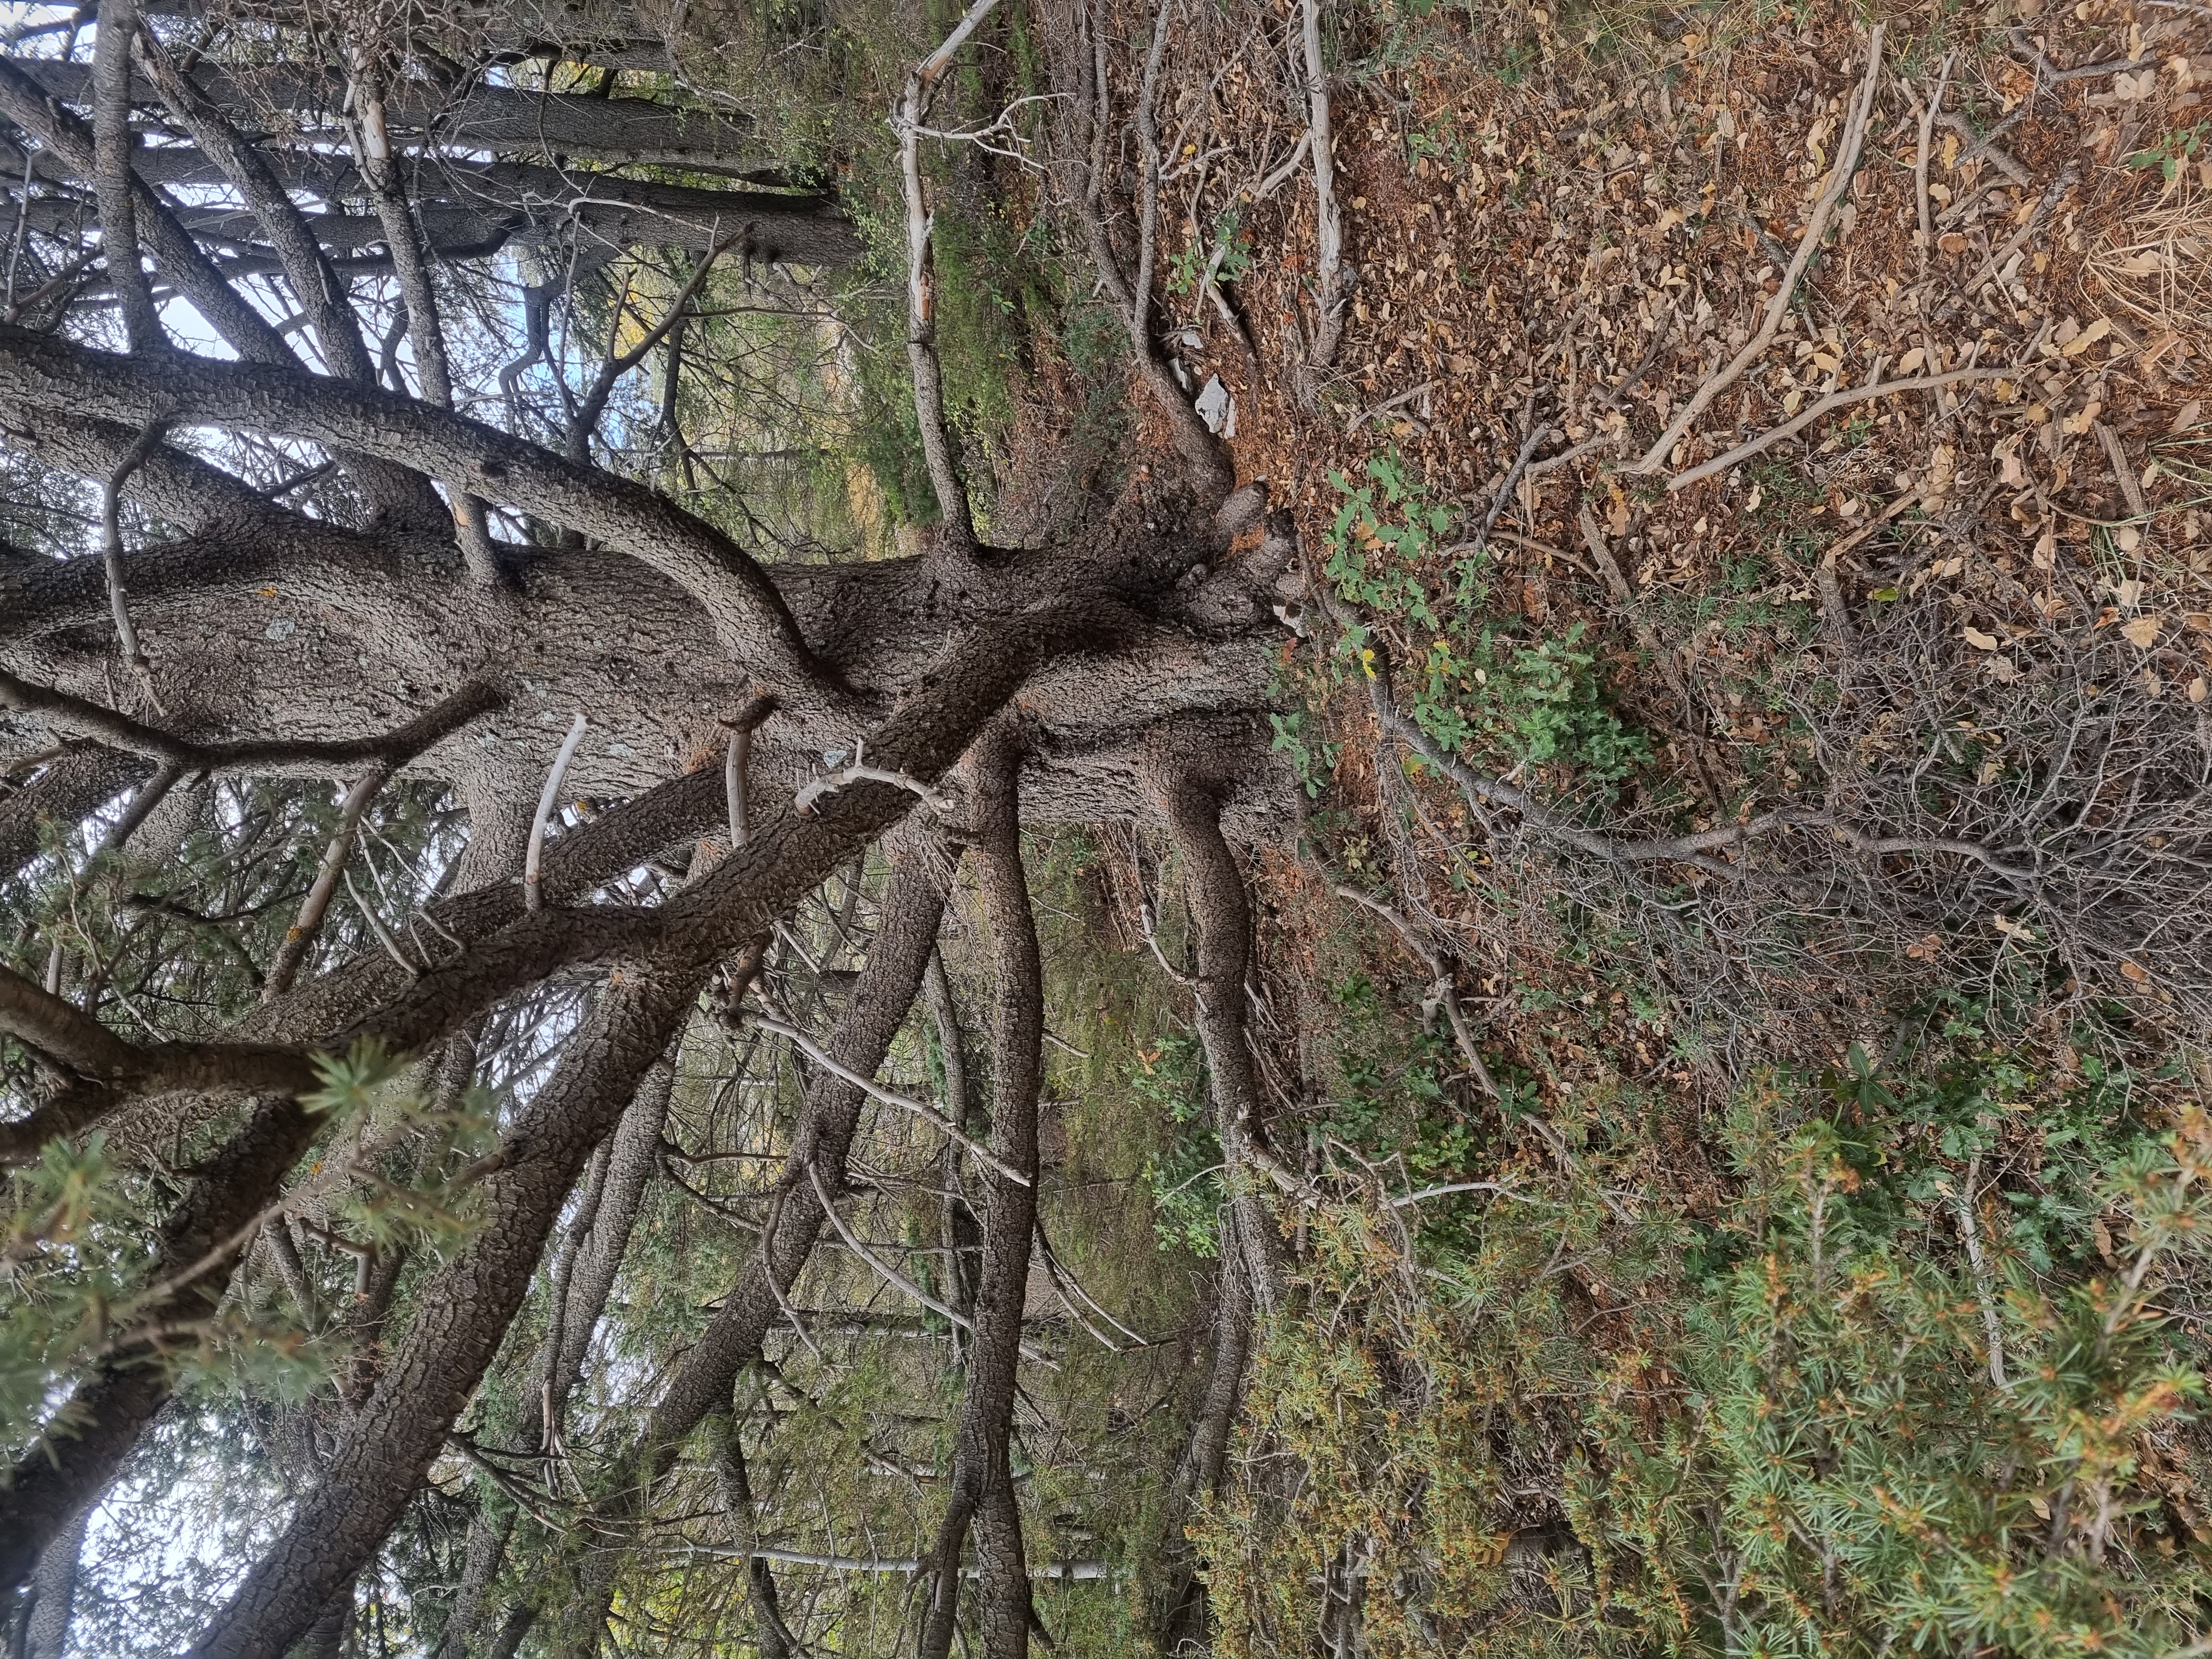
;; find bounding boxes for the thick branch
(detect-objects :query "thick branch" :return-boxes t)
[183,964,701,1659]
[0,323,840,706]
[0,673,505,776]
[0,60,296,365]
[918,726,1041,1659]
[92,0,160,353]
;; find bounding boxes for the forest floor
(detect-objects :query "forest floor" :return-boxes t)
[1013,0,2212,1649]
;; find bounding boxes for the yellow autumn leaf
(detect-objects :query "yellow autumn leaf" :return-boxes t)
[2121,616,2163,648]
[2059,318,2112,358]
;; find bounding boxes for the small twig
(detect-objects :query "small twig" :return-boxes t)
[721,694,776,853]
[1630,25,1884,473]
[2007,25,2157,84]
[1390,1180,1527,1208]
[793,740,956,819]
[524,714,588,914]
[100,413,173,694]
[262,765,391,1001]
[1347,380,1437,432]
[1132,0,1174,344]
[1936,110,2030,188]
[747,1011,1031,1186]
[343,867,422,980]
[1464,424,1555,558]
[893,0,1000,554]
[1252,129,1312,201]
[1328,878,1497,1097]
[1910,52,1955,265]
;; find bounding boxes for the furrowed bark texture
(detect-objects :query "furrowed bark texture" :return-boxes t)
[0,1093,320,1600]
[552,838,951,1652]
[919,729,1042,1659]
[1152,755,1285,1314]
[0,324,834,703]
[183,965,701,1659]
[20,1506,87,1659]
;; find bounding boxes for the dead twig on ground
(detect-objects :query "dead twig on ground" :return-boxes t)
[1630,25,1884,474]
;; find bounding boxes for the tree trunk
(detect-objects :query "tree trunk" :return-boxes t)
[918,728,1043,1659]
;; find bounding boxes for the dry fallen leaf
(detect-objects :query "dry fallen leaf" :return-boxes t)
[2190,676,2209,704]
[1963,626,2001,650]
[2121,958,2151,983]
[2121,615,2163,647]
[2061,318,2113,359]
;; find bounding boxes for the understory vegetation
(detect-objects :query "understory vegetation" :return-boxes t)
[2,0,2209,1654]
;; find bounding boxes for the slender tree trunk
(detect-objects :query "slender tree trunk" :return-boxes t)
[552,835,953,1654]
[183,966,703,1659]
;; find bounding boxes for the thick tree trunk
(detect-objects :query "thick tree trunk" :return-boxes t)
[918,728,1043,1659]
[184,965,702,1659]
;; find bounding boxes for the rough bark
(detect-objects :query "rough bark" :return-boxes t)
[1150,742,1286,1313]
[918,726,1042,1659]
[712,1414,799,1659]
[0,748,149,881]
[19,1507,87,1659]
[183,963,702,1659]
[0,1093,321,1601]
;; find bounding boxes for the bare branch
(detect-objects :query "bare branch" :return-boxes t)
[1629,25,1885,474]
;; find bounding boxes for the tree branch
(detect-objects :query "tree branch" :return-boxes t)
[0,323,844,707]
[0,672,505,775]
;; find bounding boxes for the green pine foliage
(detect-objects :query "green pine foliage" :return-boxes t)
[1196,1032,2212,1656]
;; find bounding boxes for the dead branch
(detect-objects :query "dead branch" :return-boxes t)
[745,1009,1030,1186]
[523,714,588,915]
[895,0,1001,555]
[1299,0,1345,392]
[1668,364,2008,492]
[918,726,1045,1659]
[1909,51,1955,264]
[262,766,396,1002]
[1630,25,1884,474]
